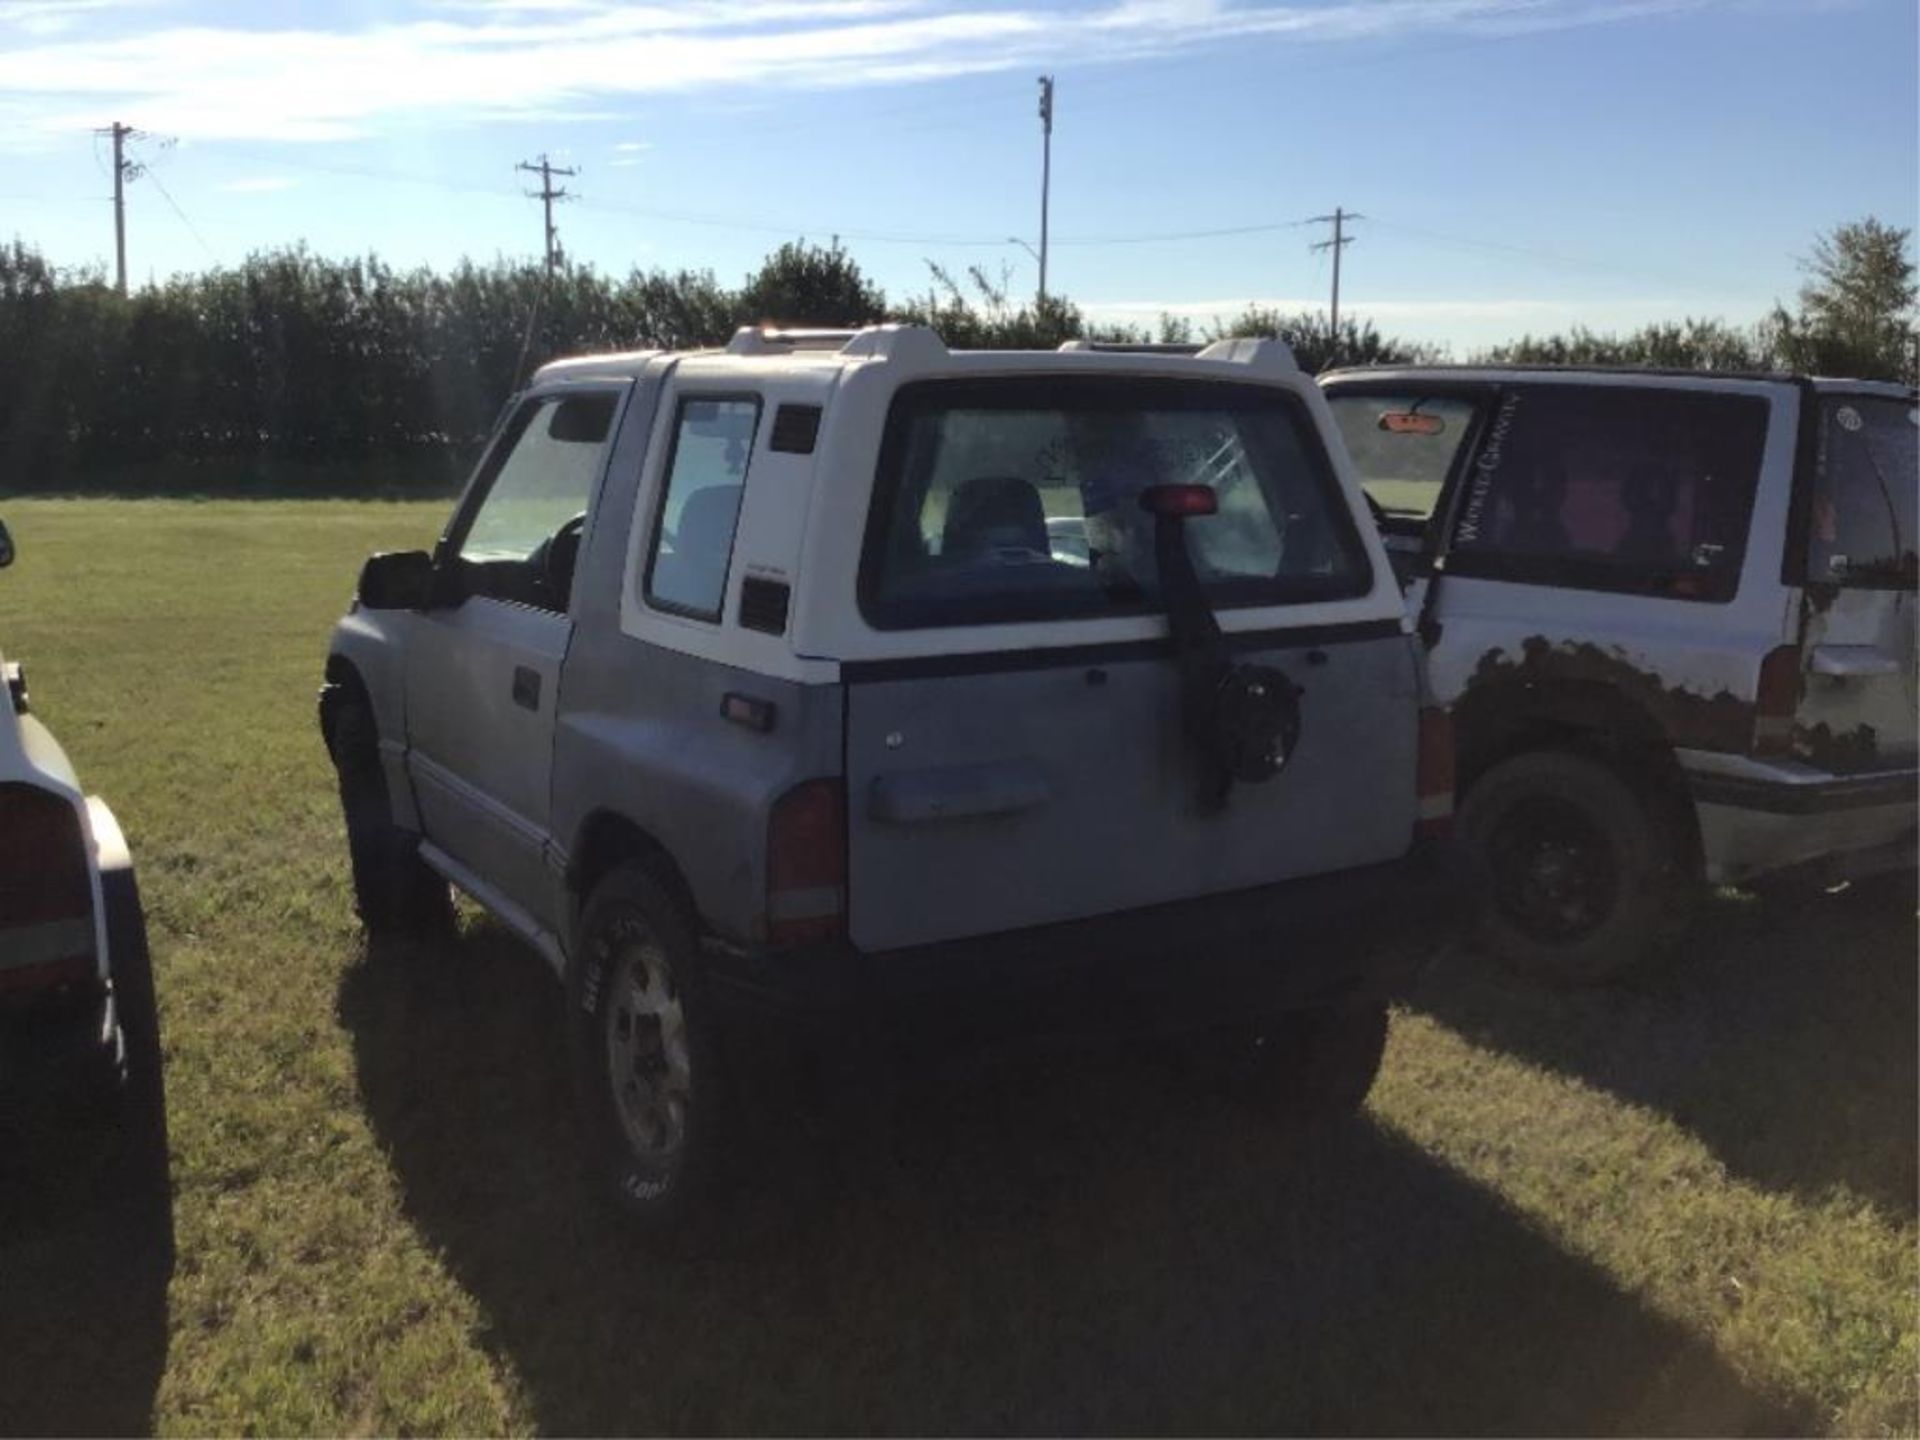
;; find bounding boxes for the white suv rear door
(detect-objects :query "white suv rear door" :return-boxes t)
[1792,389,1918,775]
[839,374,1418,952]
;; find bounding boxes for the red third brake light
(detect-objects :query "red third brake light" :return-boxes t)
[1415,707,1456,840]
[1138,484,1219,519]
[0,783,96,997]
[766,778,846,944]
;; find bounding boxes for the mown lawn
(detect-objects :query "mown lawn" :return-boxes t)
[0,497,1913,1437]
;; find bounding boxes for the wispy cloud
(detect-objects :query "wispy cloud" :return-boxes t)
[215,176,299,194]
[0,0,1727,146]
[0,0,145,37]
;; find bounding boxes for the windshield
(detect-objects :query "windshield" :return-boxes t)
[1326,391,1481,520]
[860,377,1371,628]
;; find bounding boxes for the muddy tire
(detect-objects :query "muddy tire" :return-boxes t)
[1461,749,1689,986]
[1221,1003,1390,1120]
[568,862,728,1234]
[327,693,452,942]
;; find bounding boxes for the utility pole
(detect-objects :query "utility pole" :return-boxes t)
[96,120,144,296]
[1308,207,1361,362]
[1036,75,1054,308]
[516,153,577,274]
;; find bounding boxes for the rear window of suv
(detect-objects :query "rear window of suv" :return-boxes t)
[1807,395,1917,588]
[860,377,1370,629]
[1444,384,1769,602]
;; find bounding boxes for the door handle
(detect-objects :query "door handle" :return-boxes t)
[1809,645,1900,679]
[511,665,542,710]
[868,760,1050,824]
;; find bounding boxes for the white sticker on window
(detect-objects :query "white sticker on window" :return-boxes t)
[1836,405,1863,432]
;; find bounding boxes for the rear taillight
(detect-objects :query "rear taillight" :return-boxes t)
[1753,644,1801,757]
[0,783,96,996]
[1415,706,1456,840]
[766,778,846,945]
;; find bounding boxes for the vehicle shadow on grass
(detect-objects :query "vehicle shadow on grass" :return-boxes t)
[1408,888,1917,1218]
[341,919,1810,1437]
[0,986,174,1435]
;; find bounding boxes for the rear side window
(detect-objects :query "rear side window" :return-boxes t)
[1446,386,1768,602]
[644,396,760,621]
[1327,391,1481,520]
[1808,397,1917,588]
[861,377,1370,629]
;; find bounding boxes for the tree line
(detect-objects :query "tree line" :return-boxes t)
[1,218,1909,495]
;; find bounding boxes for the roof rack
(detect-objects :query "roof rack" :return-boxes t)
[1055,336,1298,375]
[1056,340,1205,355]
[836,324,949,365]
[726,326,863,356]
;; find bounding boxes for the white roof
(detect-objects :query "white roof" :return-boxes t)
[532,324,1300,388]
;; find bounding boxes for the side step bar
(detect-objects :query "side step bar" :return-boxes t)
[417,840,568,978]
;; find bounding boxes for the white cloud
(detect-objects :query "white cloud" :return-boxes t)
[0,0,146,37]
[215,175,299,193]
[0,0,1730,146]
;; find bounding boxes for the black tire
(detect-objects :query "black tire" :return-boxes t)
[568,861,728,1233]
[327,692,452,942]
[1220,1003,1390,1120]
[1460,748,1689,986]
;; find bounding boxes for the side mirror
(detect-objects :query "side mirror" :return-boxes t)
[356,550,435,610]
[0,519,14,569]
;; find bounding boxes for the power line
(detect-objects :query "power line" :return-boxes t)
[141,164,217,263]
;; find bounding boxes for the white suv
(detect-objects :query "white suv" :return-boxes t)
[323,326,1467,1229]
[1323,368,1916,983]
[0,519,160,1117]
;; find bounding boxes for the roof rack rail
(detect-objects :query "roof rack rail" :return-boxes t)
[1057,340,1205,355]
[726,326,862,355]
[837,323,948,365]
[1194,336,1297,374]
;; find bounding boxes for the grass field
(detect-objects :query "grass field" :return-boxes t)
[0,497,1913,1437]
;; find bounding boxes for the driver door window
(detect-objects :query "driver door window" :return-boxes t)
[454,391,616,611]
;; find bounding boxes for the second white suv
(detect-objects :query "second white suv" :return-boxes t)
[1324,367,1916,983]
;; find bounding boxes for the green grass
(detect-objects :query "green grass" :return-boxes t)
[0,497,1913,1436]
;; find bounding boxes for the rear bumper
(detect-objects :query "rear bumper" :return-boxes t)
[0,797,140,1109]
[1679,750,1917,884]
[0,984,122,1105]
[702,838,1475,1035]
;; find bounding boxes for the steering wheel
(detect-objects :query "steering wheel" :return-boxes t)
[532,512,588,602]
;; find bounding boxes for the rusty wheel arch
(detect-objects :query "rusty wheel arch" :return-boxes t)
[1454,677,1706,883]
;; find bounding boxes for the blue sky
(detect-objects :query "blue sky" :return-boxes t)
[0,0,1913,351]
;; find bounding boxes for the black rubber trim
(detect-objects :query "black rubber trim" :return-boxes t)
[1688,768,1917,814]
[839,617,1404,683]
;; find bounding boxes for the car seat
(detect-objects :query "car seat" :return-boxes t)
[1618,466,1679,563]
[652,483,742,610]
[943,476,1050,561]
